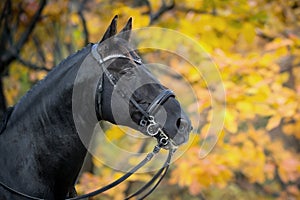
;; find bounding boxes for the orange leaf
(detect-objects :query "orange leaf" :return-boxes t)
[266,115,281,131]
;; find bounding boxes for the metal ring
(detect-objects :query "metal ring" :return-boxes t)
[159,137,169,146]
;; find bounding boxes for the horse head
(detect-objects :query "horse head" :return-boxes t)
[94,16,192,148]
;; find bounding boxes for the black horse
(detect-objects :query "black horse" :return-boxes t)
[0,16,192,199]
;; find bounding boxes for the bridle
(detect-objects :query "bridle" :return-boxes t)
[92,44,176,148]
[0,43,177,199]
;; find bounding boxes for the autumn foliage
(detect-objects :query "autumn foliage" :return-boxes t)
[1,0,300,199]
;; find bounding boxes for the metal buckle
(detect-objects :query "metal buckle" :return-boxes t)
[157,129,169,146]
[146,117,160,136]
[140,117,148,127]
[140,115,170,146]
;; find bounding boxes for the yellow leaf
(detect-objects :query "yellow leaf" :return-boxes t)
[242,23,256,43]
[278,101,298,118]
[246,74,263,86]
[224,109,238,133]
[214,17,226,32]
[236,100,254,113]
[266,115,281,130]
[70,13,80,25]
[254,104,275,116]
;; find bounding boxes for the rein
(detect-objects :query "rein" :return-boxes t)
[0,145,174,200]
[68,145,175,200]
[0,44,177,199]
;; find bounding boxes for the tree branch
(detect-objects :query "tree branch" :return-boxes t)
[0,0,10,25]
[0,0,47,70]
[16,55,50,72]
[149,0,175,25]
[32,35,46,63]
[0,0,13,73]
[13,2,25,36]
[0,0,13,48]
[15,0,46,52]
[78,0,89,45]
[176,6,211,14]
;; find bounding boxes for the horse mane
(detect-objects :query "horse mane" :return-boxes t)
[0,44,93,134]
[15,44,93,106]
[52,43,93,71]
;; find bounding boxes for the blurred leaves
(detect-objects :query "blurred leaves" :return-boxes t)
[2,0,300,199]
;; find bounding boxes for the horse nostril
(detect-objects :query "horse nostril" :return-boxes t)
[176,118,188,132]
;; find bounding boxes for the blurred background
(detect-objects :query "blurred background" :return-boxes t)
[1,0,300,199]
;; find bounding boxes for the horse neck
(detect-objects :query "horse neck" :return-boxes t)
[2,44,101,194]
[11,44,97,136]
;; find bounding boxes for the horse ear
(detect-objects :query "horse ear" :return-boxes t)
[118,17,132,41]
[99,15,118,43]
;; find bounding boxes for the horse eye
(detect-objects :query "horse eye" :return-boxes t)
[119,68,129,75]
[120,68,135,76]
